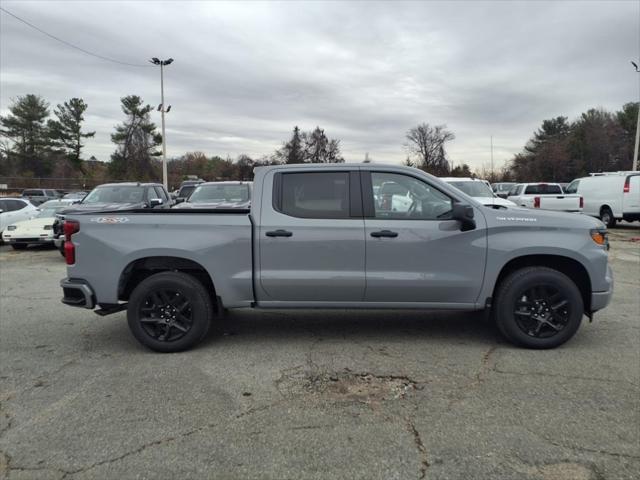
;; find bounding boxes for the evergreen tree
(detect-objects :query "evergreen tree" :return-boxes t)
[48,98,95,173]
[0,94,52,176]
[109,95,162,180]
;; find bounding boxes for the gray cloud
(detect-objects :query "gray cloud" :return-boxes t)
[1,0,638,170]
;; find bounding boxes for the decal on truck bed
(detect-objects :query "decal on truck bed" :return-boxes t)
[90,217,130,224]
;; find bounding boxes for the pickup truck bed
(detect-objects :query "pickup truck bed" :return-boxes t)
[507,183,582,212]
[60,164,613,352]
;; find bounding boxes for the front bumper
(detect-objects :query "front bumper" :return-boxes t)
[2,234,54,244]
[60,278,95,309]
[591,264,614,312]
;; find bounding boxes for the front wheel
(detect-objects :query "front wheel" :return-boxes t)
[127,271,213,352]
[494,267,583,349]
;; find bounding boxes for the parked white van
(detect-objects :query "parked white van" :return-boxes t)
[565,172,640,227]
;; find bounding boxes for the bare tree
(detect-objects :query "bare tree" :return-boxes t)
[404,123,455,175]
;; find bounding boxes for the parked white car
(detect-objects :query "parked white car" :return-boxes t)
[507,183,583,213]
[441,177,517,207]
[1,199,75,250]
[565,172,640,227]
[0,198,38,240]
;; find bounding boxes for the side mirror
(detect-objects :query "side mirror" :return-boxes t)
[451,203,476,231]
[148,198,163,208]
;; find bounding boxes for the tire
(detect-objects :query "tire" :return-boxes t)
[11,244,27,250]
[494,267,583,349]
[600,207,616,228]
[127,271,213,353]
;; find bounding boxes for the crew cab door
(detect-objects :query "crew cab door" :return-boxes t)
[362,171,487,305]
[257,169,366,302]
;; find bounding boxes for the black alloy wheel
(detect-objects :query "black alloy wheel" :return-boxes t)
[138,289,194,342]
[127,271,213,352]
[494,266,583,349]
[513,285,570,339]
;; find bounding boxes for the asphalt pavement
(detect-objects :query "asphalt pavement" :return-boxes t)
[0,224,638,479]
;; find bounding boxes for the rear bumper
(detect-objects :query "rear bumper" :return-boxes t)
[591,265,614,312]
[60,278,95,309]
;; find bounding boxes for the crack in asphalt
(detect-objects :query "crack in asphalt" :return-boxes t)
[523,427,640,461]
[405,417,430,479]
[490,367,640,387]
[57,422,218,479]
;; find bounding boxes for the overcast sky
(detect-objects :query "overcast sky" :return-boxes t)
[1,0,639,169]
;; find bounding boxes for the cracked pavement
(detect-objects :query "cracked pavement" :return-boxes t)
[1,224,639,479]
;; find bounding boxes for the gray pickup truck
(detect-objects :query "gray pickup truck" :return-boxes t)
[60,164,613,352]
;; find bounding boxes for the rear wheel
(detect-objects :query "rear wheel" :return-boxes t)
[600,207,616,228]
[495,267,583,349]
[127,271,213,352]
[11,244,28,250]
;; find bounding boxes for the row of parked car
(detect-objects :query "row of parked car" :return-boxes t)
[0,180,252,252]
[1,169,638,253]
[491,171,640,227]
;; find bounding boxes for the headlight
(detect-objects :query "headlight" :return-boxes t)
[590,228,609,249]
[44,225,53,230]
[7,225,16,231]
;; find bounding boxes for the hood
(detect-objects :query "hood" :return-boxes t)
[475,196,517,207]
[483,205,604,230]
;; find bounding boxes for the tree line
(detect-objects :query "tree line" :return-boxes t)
[1,92,637,190]
[509,102,638,182]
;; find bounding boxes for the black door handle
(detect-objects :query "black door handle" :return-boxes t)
[370,230,398,238]
[266,229,293,237]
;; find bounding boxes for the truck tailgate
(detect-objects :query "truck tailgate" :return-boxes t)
[539,194,582,212]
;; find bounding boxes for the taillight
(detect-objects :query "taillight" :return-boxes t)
[63,220,80,265]
[533,196,540,208]
[623,177,630,193]
[579,196,584,208]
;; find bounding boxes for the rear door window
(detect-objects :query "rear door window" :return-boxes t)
[277,172,350,219]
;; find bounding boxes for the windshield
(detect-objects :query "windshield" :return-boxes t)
[495,183,514,192]
[36,206,66,218]
[448,181,494,198]
[524,184,562,194]
[188,184,250,203]
[83,186,145,204]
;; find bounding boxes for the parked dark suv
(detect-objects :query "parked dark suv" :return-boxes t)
[53,182,172,255]
[21,188,60,206]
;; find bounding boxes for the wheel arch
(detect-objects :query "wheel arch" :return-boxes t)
[493,254,591,313]
[118,256,220,311]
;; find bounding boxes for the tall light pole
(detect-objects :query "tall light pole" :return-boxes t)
[150,57,173,189]
[632,61,639,171]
